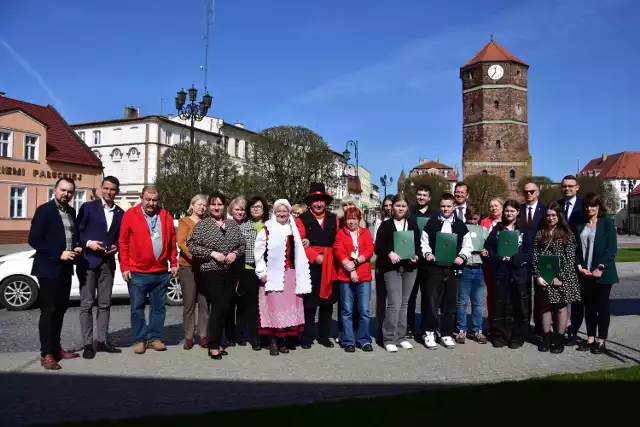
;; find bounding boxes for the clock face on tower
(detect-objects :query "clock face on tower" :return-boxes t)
[488,64,504,80]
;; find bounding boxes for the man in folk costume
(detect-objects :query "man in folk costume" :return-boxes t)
[254,199,312,356]
[295,183,340,349]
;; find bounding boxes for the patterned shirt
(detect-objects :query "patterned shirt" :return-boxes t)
[187,218,246,271]
[55,199,76,251]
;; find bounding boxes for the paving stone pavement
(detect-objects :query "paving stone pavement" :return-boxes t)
[0,269,638,426]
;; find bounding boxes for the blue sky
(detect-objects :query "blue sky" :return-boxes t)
[1,0,638,185]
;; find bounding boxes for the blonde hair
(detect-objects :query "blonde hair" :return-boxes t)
[227,196,247,218]
[291,204,307,214]
[489,197,505,207]
[187,194,208,216]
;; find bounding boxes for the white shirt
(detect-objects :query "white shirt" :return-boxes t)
[526,201,538,221]
[564,196,577,220]
[86,201,117,248]
[455,203,467,222]
[420,216,473,260]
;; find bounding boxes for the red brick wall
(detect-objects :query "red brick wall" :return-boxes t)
[0,230,29,244]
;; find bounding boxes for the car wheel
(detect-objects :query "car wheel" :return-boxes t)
[165,276,183,306]
[0,276,39,311]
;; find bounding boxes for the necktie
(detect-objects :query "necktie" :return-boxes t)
[457,206,464,221]
[564,201,571,219]
[527,207,533,224]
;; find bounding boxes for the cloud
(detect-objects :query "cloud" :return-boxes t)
[1,37,65,109]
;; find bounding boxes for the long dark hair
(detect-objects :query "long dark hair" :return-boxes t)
[247,195,269,222]
[381,194,393,219]
[498,199,523,229]
[583,192,608,217]
[539,202,571,247]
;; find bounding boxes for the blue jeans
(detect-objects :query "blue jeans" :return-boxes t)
[128,272,169,343]
[340,282,372,346]
[456,267,486,333]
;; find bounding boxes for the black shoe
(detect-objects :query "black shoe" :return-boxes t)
[538,333,551,352]
[225,342,237,347]
[96,341,122,353]
[251,344,262,351]
[219,350,229,356]
[591,342,606,354]
[301,343,312,349]
[318,339,335,348]
[286,342,296,351]
[550,333,565,354]
[566,331,579,346]
[208,351,222,360]
[278,346,289,354]
[508,341,523,349]
[269,344,279,356]
[576,340,593,352]
[362,343,374,352]
[344,345,356,353]
[82,345,95,359]
[492,338,508,348]
[237,341,247,347]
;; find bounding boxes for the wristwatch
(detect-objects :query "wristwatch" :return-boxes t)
[596,265,606,271]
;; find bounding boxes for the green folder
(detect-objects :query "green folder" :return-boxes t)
[498,230,520,257]
[435,232,457,264]
[539,255,560,284]
[416,216,430,232]
[466,224,487,253]
[393,231,416,260]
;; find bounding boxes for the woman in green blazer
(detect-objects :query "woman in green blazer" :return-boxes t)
[575,192,618,354]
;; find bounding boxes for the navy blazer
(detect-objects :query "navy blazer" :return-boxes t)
[557,197,586,230]
[519,203,546,231]
[28,200,79,279]
[76,199,124,269]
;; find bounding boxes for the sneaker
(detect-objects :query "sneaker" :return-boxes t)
[385,344,398,352]
[440,336,456,349]
[469,330,488,344]
[147,340,167,351]
[133,342,146,354]
[424,332,438,350]
[399,340,413,350]
[455,330,466,344]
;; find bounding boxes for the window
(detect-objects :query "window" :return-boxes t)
[496,140,501,149]
[235,139,240,158]
[92,149,101,159]
[111,149,123,162]
[78,131,85,141]
[93,131,101,145]
[621,181,627,192]
[165,130,173,144]
[509,169,516,180]
[48,188,55,201]
[469,103,474,114]
[24,135,38,160]
[516,103,523,116]
[128,147,140,161]
[10,187,26,218]
[0,131,10,157]
[180,132,186,144]
[621,200,627,209]
[493,100,499,109]
[482,170,488,175]
[73,191,85,211]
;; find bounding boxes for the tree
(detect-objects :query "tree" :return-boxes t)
[465,174,508,216]
[517,175,562,206]
[402,174,451,211]
[243,126,340,204]
[155,141,238,216]
[577,175,620,214]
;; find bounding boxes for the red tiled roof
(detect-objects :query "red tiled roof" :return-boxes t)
[413,160,453,170]
[631,184,640,196]
[579,152,640,179]
[0,96,102,168]
[463,40,528,67]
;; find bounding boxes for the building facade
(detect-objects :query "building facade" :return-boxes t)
[71,108,257,210]
[0,95,103,243]
[629,184,640,235]
[398,158,459,193]
[460,39,532,194]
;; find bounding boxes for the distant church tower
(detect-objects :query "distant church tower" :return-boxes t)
[460,38,532,192]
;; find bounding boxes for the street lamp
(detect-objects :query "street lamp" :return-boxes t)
[175,85,212,146]
[380,174,394,198]
[627,179,637,236]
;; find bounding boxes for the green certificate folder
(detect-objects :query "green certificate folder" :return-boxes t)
[416,216,430,232]
[393,231,416,260]
[435,232,457,263]
[466,224,487,253]
[539,255,560,283]
[498,230,520,257]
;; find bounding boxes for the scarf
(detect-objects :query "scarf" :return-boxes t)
[264,199,312,295]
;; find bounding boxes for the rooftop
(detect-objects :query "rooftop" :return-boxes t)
[580,152,640,179]
[463,39,528,68]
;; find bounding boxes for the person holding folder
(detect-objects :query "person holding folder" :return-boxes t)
[420,193,473,350]
[484,200,534,349]
[374,194,421,353]
[531,202,580,354]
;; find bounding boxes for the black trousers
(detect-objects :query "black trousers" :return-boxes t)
[491,277,529,344]
[234,269,260,346]
[200,270,234,350]
[581,277,613,340]
[38,273,72,357]
[407,267,429,337]
[224,287,239,344]
[424,266,457,337]
[302,263,334,344]
[569,299,585,335]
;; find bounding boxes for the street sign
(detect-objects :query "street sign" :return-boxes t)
[354,194,360,201]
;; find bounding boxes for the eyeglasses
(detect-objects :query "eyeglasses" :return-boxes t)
[251,205,263,210]
[524,190,536,194]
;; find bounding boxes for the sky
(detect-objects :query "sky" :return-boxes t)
[1,0,638,186]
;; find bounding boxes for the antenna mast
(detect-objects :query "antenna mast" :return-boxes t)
[203,0,215,94]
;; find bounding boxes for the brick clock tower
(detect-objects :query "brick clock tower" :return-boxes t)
[460,38,532,193]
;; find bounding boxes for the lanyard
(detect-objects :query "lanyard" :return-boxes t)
[145,213,159,233]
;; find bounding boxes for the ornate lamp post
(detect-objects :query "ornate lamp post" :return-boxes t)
[175,85,213,146]
[627,179,637,236]
[342,140,360,198]
[380,174,393,198]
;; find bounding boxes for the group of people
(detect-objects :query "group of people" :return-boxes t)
[28,174,618,370]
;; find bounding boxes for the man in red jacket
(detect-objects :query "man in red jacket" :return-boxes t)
[119,186,178,354]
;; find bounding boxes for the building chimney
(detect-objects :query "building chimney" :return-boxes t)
[234,122,245,129]
[0,92,5,97]
[124,106,139,119]
[601,153,607,162]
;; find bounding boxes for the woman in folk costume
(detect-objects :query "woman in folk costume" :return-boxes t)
[254,199,312,356]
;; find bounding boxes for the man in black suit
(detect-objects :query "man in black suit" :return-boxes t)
[520,183,546,338]
[28,178,83,370]
[76,176,124,359]
[557,175,586,345]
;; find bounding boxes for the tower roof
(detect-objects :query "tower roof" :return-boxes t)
[463,39,528,68]
[399,169,406,179]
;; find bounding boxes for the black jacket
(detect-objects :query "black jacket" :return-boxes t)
[484,224,534,283]
[374,217,422,274]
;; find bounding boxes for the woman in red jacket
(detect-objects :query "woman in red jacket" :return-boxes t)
[333,207,375,353]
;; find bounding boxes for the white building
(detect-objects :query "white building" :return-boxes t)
[71,107,257,209]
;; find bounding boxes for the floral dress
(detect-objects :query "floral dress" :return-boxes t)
[532,231,581,304]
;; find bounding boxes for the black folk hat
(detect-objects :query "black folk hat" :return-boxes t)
[305,182,334,206]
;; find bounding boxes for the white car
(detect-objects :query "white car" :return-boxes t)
[0,250,183,311]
